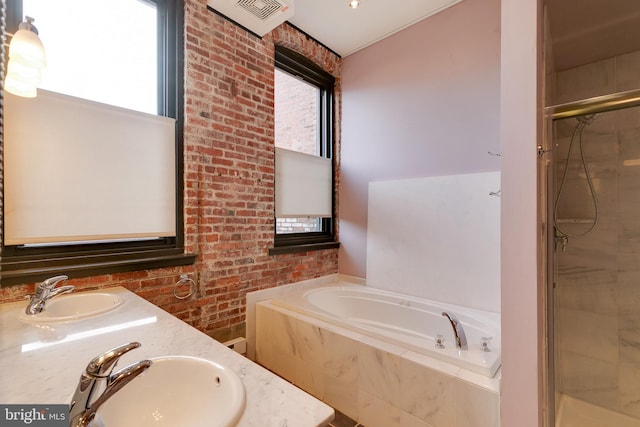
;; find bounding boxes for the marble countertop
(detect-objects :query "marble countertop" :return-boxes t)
[0,287,334,427]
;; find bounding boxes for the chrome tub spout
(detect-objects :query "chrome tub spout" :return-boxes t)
[441,311,468,350]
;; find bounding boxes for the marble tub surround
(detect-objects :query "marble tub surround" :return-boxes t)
[0,287,334,427]
[256,301,500,427]
[245,273,365,360]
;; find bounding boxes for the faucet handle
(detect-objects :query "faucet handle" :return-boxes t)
[38,275,69,290]
[86,342,142,378]
[481,337,492,352]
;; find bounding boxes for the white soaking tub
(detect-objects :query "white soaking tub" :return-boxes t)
[271,283,501,377]
[256,281,501,427]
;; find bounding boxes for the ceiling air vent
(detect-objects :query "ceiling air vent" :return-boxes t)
[207,0,294,37]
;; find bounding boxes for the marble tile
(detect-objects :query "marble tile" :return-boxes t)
[554,120,617,166]
[357,390,401,427]
[556,241,617,276]
[400,357,455,427]
[323,330,359,385]
[297,319,326,366]
[557,394,640,427]
[619,328,640,364]
[620,362,640,418]
[399,412,435,427]
[270,307,298,356]
[618,127,640,177]
[357,344,401,406]
[618,252,640,273]
[554,57,616,104]
[618,271,640,330]
[245,274,340,360]
[324,374,359,419]
[555,273,617,315]
[559,350,618,410]
[454,382,499,427]
[271,346,298,383]
[616,106,640,132]
[616,50,640,92]
[255,304,275,368]
[618,175,640,253]
[557,308,618,363]
[296,358,326,400]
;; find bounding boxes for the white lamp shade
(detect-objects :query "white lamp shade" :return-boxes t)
[4,66,38,97]
[4,26,46,97]
[9,28,46,69]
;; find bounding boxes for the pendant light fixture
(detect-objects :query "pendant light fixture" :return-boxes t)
[5,16,47,98]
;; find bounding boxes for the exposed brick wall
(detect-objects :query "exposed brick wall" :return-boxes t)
[0,0,341,342]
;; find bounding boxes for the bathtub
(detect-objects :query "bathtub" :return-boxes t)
[255,281,501,426]
[270,283,501,377]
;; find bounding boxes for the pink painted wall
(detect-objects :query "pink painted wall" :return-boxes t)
[340,0,545,424]
[500,0,543,425]
[339,0,501,278]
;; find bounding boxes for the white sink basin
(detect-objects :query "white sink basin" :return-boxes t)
[97,356,246,427]
[18,292,123,324]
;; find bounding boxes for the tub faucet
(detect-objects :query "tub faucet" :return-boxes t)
[25,275,75,315]
[441,311,468,350]
[69,342,152,427]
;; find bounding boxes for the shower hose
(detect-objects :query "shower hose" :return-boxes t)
[553,114,600,242]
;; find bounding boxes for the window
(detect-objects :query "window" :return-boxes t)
[20,0,159,114]
[1,0,194,286]
[271,46,338,253]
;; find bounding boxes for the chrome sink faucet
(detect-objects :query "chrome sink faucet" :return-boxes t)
[25,275,75,315]
[69,342,152,427]
[441,311,468,350]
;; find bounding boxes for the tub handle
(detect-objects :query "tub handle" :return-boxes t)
[481,337,492,352]
[435,334,446,349]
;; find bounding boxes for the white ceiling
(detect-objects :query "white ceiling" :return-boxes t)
[286,0,640,69]
[287,0,463,57]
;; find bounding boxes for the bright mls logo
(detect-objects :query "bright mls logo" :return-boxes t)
[0,405,67,426]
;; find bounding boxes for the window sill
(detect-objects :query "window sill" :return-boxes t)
[269,241,340,256]
[1,250,197,287]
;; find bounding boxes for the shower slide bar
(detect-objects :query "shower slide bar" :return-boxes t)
[546,88,640,120]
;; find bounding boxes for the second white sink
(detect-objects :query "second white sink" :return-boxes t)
[18,292,123,324]
[97,356,246,427]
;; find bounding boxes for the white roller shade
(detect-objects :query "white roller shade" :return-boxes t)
[275,147,332,218]
[4,89,176,245]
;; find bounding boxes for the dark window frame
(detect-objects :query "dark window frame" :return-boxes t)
[270,45,339,255]
[1,0,195,286]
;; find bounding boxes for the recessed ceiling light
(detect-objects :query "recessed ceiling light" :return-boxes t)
[348,0,360,9]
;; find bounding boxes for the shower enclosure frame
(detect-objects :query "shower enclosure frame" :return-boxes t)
[544,87,640,427]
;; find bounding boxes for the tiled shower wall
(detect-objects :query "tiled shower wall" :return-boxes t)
[554,49,640,417]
